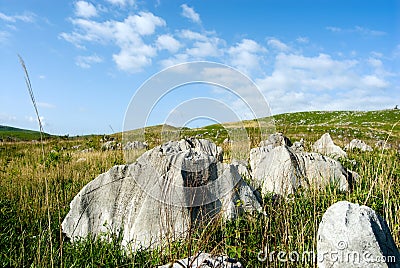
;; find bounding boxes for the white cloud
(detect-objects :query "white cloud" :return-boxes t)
[27,116,47,127]
[75,1,98,18]
[267,38,290,51]
[296,37,309,43]
[106,0,134,6]
[0,113,17,123]
[60,11,165,72]
[181,4,201,24]
[156,34,181,53]
[76,54,103,68]
[256,53,392,114]
[228,39,266,73]
[0,11,35,23]
[326,25,386,36]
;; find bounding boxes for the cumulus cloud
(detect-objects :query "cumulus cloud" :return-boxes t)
[181,4,201,24]
[106,0,134,6]
[156,34,181,53]
[76,54,103,68]
[267,38,290,51]
[256,52,392,114]
[228,39,266,73]
[75,1,98,18]
[60,11,165,72]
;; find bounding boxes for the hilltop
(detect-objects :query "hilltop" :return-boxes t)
[0,125,51,141]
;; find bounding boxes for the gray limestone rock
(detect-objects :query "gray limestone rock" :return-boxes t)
[317,201,400,267]
[312,133,347,159]
[259,132,292,149]
[62,139,261,251]
[249,145,355,196]
[344,139,373,152]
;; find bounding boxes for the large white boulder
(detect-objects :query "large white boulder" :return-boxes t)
[317,201,400,267]
[312,133,347,159]
[62,139,261,251]
[249,145,355,196]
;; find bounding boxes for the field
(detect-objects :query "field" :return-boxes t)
[0,110,399,267]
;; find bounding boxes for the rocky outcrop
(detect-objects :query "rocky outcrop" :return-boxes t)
[312,133,347,159]
[317,201,400,267]
[250,145,355,196]
[344,139,373,152]
[376,140,393,150]
[158,253,243,268]
[62,139,261,251]
[259,132,292,149]
[291,138,305,153]
[123,141,148,151]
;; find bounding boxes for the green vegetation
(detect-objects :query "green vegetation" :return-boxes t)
[0,110,399,267]
[0,125,51,141]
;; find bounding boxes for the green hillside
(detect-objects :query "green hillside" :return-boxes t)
[0,125,51,141]
[165,109,400,147]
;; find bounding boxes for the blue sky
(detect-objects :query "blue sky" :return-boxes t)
[0,0,399,135]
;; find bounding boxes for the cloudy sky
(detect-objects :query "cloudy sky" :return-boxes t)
[0,0,399,135]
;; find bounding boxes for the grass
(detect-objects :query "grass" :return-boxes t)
[0,111,399,267]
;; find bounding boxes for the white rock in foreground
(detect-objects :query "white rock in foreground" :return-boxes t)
[158,253,243,268]
[313,133,347,159]
[250,145,355,196]
[62,139,261,251]
[317,201,400,268]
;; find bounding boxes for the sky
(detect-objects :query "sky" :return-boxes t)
[0,0,399,135]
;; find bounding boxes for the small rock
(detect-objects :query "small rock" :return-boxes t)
[344,139,372,152]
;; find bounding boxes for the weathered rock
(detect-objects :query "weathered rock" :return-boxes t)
[312,133,347,159]
[376,140,392,150]
[259,132,292,149]
[102,140,117,150]
[158,252,243,268]
[62,139,261,251]
[344,139,373,152]
[291,138,305,153]
[250,145,355,196]
[317,201,400,267]
[123,140,148,151]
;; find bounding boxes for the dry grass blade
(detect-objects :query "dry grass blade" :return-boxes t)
[18,54,54,268]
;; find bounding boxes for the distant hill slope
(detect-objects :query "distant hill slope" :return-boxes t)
[169,109,400,147]
[0,125,51,141]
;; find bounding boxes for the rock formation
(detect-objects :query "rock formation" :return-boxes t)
[62,139,261,251]
[250,145,356,196]
[317,201,400,267]
[312,133,347,159]
[259,132,292,149]
[344,139,373,152]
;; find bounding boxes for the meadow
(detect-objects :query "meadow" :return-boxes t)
[0,110,399,267]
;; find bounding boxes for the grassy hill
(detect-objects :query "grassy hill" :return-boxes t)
[124,109,399,148]
[0,125,51,141]
[0,109,399,267]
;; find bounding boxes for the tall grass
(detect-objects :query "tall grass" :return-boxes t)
[0,135,399,267]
